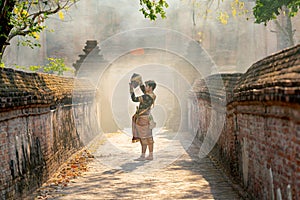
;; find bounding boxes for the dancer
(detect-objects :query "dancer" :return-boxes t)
[129,73,156,160]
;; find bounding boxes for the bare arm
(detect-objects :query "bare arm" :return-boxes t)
[140,84,146,94]
[130,83,141,102]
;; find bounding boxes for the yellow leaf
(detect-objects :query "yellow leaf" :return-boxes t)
[218,11,229,25]
[283,11,286,16]
[239,2,244,9]
[14,8,19,15]
[32,32,40,40]
[58,11,64,20]
[232,9,237,17]
[22,10,28,17]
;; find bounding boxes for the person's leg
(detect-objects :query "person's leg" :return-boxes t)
[146,138,154,160]
[141,144,147,156]
[135,142,147,161]
[146,144,153,160]
[148,143,153,154]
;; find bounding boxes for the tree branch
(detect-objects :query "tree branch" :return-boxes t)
[274,20,289,37]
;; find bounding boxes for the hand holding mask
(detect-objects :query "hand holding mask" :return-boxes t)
[130,73,142,88]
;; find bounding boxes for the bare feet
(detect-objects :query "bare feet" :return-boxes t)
[134,156,146,161]
[146,156,153,160]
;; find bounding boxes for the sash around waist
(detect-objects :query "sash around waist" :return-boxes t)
[136,110,150,115]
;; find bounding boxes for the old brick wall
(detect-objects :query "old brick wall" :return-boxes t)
[232,45,300,200]
[190,73,242,177]
[0,68,98,200]
[190,44,300,199]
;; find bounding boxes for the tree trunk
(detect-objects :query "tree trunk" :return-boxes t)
[275,6,295,50]
[0,0,16,61]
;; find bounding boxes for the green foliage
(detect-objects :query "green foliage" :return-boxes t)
[139,0,169,20]
[253,0,300,24]
[18,38,41,49]
[9,1,46,48]
[44,57,73,75]
[15,57,74,76]
[28,65,41,71]
[15,65,29,70]
[139,0,299,25]
[0,0,79,60]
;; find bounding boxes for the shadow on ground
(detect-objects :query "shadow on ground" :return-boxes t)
[35,131,243,200]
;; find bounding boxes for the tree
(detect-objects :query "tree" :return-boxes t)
[253,0,300,24]
[139,0,300,24]
[139,0,300,49]
[139,0,169,20]
[0,0,78,62]
[1,0,167,63]
[253,0,300,49]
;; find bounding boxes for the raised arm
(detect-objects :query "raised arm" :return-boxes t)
[129,83,141,102]
[140,84,146,94]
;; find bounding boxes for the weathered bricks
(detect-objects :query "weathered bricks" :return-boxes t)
[0,68,98,200]
[190,44,300,200]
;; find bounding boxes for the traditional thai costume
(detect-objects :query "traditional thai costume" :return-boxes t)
[130,74,156,144]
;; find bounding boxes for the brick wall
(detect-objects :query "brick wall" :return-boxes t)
[0,68,98,199]
[190,44,300,200]
[190,73,242,176]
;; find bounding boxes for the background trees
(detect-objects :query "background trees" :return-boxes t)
[253,0,300,49]
[140,0,300,49]
[139,0,169,20]
[253,0,300,24]
[0,0,299,73]
[0,0,78,61]
[139,0,300,24]
[1,0,299,62]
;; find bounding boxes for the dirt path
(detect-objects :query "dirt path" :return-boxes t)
[31,130,243,200]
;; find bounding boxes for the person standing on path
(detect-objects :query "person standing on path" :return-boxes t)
[129,73,156,161]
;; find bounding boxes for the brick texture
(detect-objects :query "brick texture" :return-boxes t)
[0,68,98,200]
[190,44,300,200]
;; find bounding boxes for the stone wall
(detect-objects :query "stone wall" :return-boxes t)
[0,68,98,199]
[190,44,300,199]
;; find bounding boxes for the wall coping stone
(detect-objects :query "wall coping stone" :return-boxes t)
[233,44,300,103]
[0,68,95,111]
[191,73,243,104]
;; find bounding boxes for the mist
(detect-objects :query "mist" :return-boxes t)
[3,0,300,70]
[2,0,300,134]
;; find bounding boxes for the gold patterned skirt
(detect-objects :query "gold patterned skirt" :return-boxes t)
[132,114,153,142]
